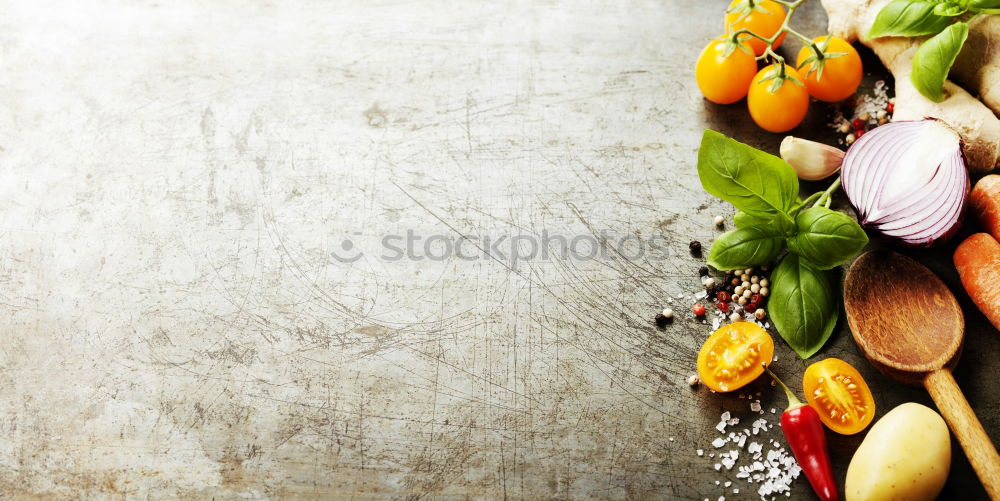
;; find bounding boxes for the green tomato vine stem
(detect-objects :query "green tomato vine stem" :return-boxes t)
[728,0,825,83]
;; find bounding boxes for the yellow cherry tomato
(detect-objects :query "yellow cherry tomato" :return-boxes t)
[725,0,786,56]
[695,38,759,104]
[803,358,876,435]
[796,36,863,102]
[697,322,775,392]
[747,64,809,133]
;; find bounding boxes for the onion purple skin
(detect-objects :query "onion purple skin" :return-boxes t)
[841,119,970,248]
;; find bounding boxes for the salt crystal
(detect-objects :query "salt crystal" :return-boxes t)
[697,449,704,456]
[716,421,727,433]
[725,481,732,487]
[712,438,726,448]
[750,401,761,412]
[714,463,722,471]
[696,290,708,299]
[770,408,776,414]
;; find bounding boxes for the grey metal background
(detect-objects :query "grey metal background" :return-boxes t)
[0,1,995,499]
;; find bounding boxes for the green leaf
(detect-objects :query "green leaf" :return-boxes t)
[868,0,952,38]
[971,0,1000,8]
[787,207,868,270]
[697,131,799,224]
[734,210,772,228]
[707,224,790,270]
[933,1,968,15]
[768,253,838,359]
[911,22,969,102]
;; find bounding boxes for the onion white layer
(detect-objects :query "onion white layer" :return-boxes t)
[841,120,969,247]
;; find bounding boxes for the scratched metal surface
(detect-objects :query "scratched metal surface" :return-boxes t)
[0,1,997,499]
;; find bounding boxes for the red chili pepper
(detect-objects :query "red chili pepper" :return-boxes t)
[763,364,838,501]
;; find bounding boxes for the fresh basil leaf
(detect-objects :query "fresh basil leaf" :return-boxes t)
[707,225,788,270]
[911,22,969,102]
[971,0,1000,8]
[697,131,799,222]
[787,207,868,270]
[933,1,968,16]
[734,210,772,228]
[769,253,838,359]
[868,0,952,38]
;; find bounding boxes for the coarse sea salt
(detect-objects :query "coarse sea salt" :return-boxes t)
[695,408,802,500]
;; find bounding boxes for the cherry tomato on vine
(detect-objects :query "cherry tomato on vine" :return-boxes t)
[697,322,774,392]
[796,36,863,102]
[747,64,809,133]
[803,358,875,435]
[695,38,758,104]
[725,0,786,56]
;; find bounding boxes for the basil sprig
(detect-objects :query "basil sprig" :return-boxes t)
[697,131,868,358]
[868,0,992,102]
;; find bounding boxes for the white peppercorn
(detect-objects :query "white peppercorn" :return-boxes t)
[754,308,767,320]
[742,289,752,299]
[760,287,769,297]
[750,283,761,293]
[760,278,769,287]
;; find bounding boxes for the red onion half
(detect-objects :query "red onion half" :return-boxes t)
[841,120,969,247]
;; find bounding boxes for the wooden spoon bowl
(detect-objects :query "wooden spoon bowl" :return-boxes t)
[845,250,1000,499]
[844,250,963,386]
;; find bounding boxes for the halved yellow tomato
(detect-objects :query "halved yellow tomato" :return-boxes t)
[803,358,875,435]
[697,322,774,392]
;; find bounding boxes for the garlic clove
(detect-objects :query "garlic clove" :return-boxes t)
[779,136,846,181]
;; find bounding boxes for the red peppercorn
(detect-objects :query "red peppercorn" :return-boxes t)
[692,303,706,316]
[886,102,894,114]
[717,302,729,313]
[747,301,759,312]
[751,293,762,304]
[852,118,864,130]
[716,291,731,303]
[856,129,865,138]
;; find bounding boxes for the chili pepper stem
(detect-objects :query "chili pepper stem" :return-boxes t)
[762,363,808,411]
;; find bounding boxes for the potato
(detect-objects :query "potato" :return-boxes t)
[846,402,951,501]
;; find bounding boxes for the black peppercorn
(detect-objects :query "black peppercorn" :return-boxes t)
[689,240,702,255]
[655,313,669,327]
[699,266,709,277]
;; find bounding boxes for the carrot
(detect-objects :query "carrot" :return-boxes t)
[954,233,1000,331]
[970,175,1000,241]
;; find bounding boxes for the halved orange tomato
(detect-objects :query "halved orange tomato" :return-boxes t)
[697,322,774,392]
[803,358,875,435]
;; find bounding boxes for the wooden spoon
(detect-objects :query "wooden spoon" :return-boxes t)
[844,250,1000,499]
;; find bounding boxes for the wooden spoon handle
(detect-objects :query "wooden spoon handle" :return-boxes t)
[925,369,1000,500]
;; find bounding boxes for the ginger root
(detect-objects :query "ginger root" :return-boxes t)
[821,0,1000,172]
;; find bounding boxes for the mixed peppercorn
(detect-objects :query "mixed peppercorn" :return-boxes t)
[656,225,772,327]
